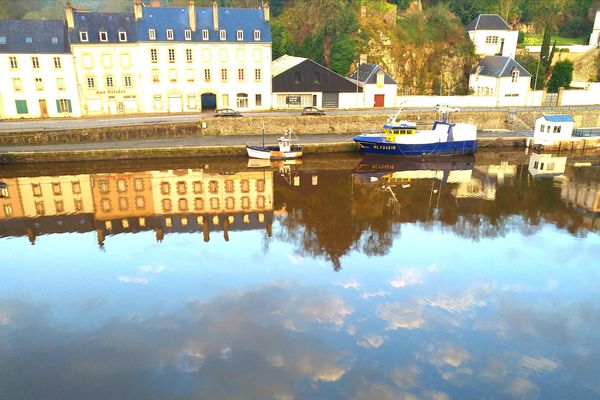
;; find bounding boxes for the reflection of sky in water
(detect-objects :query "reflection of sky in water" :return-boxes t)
[1,217,600,399]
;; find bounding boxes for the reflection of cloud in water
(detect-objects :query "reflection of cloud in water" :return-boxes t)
[505,377,540,399]
[520,355,559,373]
[422,283,491,314]
[377,303,425,330]
[360,290,387,300]
[357,334,386,349]
[389,268,426,289]
[0,286,350,399]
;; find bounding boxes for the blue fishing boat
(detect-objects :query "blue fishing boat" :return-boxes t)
[353,106,477,156]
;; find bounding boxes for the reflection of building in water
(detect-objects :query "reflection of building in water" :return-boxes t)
[91,172,155,226]
[451,169,496,201]
[559,175,600,230]
[1,179,24,219]
[528,153,567,178]
[476,161,517,185]
[16,175,94,217]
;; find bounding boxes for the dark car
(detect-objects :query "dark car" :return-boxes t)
[214,108,242,117]
[0,182,7,198]
[301,106,325,116]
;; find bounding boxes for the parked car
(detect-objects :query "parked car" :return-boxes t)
[0,181,7,198]
[301,106,325,116]
[214,108,242,117]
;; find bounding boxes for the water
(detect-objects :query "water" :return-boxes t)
[1,151,599,400]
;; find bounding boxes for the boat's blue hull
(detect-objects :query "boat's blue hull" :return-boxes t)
[353,136,477,156]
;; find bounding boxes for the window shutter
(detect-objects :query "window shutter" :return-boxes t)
[15,100,28,114]
[68,100,72,113]
[56,99,61,113]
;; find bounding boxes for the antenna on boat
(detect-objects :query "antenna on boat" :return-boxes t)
[435,104,460,123]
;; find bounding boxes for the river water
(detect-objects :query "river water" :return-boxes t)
[1,150,599,399]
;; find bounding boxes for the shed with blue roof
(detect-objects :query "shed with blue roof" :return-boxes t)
[533,114,575,145]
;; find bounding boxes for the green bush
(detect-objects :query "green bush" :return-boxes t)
[548,60,574,93]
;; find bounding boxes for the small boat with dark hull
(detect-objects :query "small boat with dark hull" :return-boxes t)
[353,106,477,157]
[246,128,303,160]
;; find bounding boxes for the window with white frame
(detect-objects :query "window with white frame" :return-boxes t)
[13,78,22,91]
[124,75,132,87]
[34,77,43,91]
[80,31,88,42]
[255,68,261,81]
[152,69,160,83]
[87,77,95,88]
[238,68,245,81]
[58,99,70,113]
[202,29,209,40]
[166,29,174,40]
[169,69,177,82]
[150,48,158,63]
[168,48,175,63]
[236,93,248,108]
[186,48,193,62]
[236,30,243,41]
[9,56,17,69]
[511,70,519,83]
[219,30,226,40]
[99,31,108,42]
[105,76,113,87]
[253,30,260,41]
[53,56,61,69]
[118,31,127,42]
[204,68,211,82]
[56,77,65,91]
[221,68,228,81]
[185,29,192,40]
[31,57,39,69]
[149,29,156,40]
[255,94,262,107]
[186,69,194,82]
[485,35,499,44]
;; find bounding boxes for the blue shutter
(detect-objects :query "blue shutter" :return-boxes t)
[15,100,28,114]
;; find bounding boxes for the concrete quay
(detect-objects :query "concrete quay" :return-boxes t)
[0,132,530,163]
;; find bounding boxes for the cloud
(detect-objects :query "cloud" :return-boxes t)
[357,334,386,349]
[520,355,559,373]
[338,280,361,290]
[138,265,166,274]
[377,303,425,330]
[389,268,425,289]
[360,290,387,300]
[117,276,149,285]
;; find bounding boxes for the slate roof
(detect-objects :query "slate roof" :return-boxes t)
[272,54,306,77]
[466,14,511,31]
[136,6,271,43]
[69,11,137,44]
[470,56,532,78]
[348,63,397,85]
[541,114,574,123]
[0,20,70,54]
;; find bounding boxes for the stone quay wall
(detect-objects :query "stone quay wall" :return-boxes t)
[1,110,599,147]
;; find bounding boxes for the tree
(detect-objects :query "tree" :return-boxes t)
[547,59,574,92]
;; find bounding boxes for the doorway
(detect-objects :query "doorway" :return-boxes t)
[374,94,385,108]
[38,99,48,118]
[201,93,217,111]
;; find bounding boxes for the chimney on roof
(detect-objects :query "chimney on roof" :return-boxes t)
[134,0,142,20]
[189,0,196,32]
[65,3,74,29]
[263,2,270,22]
[212,1,219,30]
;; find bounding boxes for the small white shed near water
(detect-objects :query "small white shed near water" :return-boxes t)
[532,115,575,145]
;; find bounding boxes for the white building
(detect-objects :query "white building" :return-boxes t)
[135,1,272,113]
[0,20,81,119]
[469,56,531,106]
[590,9,600,48]
[532,114,575,146]
[466,14,518,59]
[272,54,362,109]
[66,6,140,115]
[348,63,397,108]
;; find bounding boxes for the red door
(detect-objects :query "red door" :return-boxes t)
[374,94,385,108]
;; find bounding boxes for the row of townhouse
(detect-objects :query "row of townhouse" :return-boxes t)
[0,1,272,119]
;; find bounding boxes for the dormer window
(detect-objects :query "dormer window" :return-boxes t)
[253,30,260,41]
[511,70,519,83]
[25,37,32,43]
[148,29,156,40]
[51,37,58,44]
[99,31,108,42]
[166,29,174,40]
[236,30,243,41]
[0,36,6,44]
[202,29,209,40]
[219,30,226,41]
[118,31,127,42]
[80,31,89,42]
[185,29,192,40]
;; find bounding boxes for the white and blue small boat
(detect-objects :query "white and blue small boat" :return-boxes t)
[353,106,477,156]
